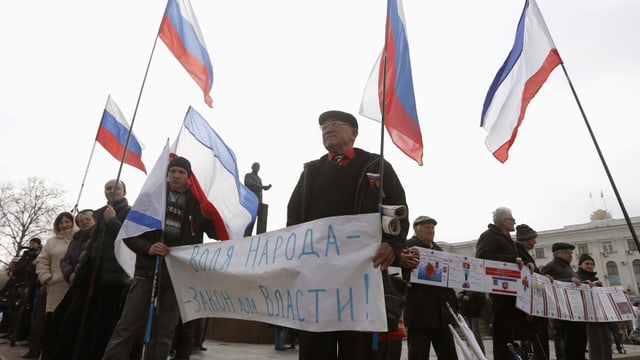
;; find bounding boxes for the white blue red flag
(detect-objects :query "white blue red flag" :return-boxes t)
[359,0,423,166]
[171,106,258,240]
[96,95,147,173]
[159,0,214,108]
[115,140,169,277]
[480,0,563,163]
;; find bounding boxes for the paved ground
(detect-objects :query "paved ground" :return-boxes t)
[1,337,639,359]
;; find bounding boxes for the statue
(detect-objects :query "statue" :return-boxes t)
[244,162,271,236]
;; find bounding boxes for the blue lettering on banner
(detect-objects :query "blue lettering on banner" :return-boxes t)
[336,287,354,321]
[308,288,326,323]
[243,225,346,268]
[184,287,237,313]
[189,245,234,272]
[285,233,296,260]
[299,229,320,259]
[238,297,258,314]
[258,285,305,321]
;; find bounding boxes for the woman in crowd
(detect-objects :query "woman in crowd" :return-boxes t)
[35,211,76,360]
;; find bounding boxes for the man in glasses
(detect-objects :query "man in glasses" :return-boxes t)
[475,206,525,360]
[287,110,409,360]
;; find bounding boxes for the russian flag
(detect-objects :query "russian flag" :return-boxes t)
[171,106,258,241]
[159,0,214,108]
[480,0,563,163]
[96,95,147,174]
[359,0,423,166]
[114,141,169,277]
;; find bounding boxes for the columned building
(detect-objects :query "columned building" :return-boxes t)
[438,210,640,298]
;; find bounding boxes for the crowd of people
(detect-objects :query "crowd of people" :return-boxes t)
[1,110,637,360]
[0,156,213,360]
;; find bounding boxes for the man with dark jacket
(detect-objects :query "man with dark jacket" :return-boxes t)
[52,180,132,360]
[287,110,409,360]
[514,224,549,359]
[541,242,585,360]
[475,206,525,360]
[576,254,613,359]
[103,157,217,360]
[404,216,458,360]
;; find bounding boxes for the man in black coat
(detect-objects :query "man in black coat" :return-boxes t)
[475,206,525,360]
[51,179,132,360]
[514,224,549,359]
[404,216,458,360]
[287,110,409,360]
[541,242,586,360]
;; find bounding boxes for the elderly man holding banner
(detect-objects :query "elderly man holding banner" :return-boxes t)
[287,110,409,360]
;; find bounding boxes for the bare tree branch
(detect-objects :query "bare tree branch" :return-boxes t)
[0,177,68,265]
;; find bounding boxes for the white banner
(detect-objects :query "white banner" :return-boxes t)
[165,213,388,332]
[406,247,634,323]
[515,273,635,322]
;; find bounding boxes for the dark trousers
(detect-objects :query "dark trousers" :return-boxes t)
[298,330,373,360]
[406,328,457,360]
[560,320,587,360]
[172,320,194,359]
[103,271,179,360]
[377,339,403,360]
[40,312,59,360]
[52,283,128,360]
[25,289,46,357]
[192,318,209,349]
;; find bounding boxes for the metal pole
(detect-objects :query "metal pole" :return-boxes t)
[560,64,640,250]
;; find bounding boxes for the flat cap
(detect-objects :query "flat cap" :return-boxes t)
[318,110,358,129]
[413,216,437,228]
[552,242,575,252]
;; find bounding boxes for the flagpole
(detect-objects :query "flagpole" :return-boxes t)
[378,50,387,203]
[143,255,163,360]
[371,5,393,350]
[74,11,167,357]
[560,64,640,250]
[72,140,99,214]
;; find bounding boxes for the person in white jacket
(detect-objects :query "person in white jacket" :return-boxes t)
[36,211,76,359]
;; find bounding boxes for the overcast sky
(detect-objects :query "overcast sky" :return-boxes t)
[2,0,639,243]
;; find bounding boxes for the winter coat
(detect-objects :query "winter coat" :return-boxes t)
[36,227,74,312]
[403,238,458,329]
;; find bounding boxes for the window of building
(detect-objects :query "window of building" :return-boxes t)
[602,241,614,254]
[577,243,589,256]
[534,247,545,259]
[634,259,640,286]
[607,261,621,286]
[628,238,638,251]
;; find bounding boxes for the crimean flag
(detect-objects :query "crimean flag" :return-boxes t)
[171,107,258,241]
[159,0,214,107]
[480,0,563,163]
[359,0,423,166]
[96,95,147,174]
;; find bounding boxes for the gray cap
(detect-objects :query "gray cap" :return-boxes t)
[413,216,437,228]
[318,110,358,129]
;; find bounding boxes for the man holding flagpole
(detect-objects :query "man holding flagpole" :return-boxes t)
[103,156,217,360]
